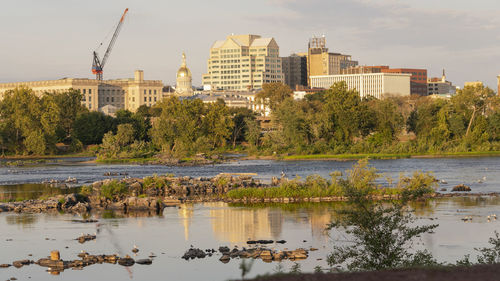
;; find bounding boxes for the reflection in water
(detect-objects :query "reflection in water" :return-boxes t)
[209,202,284,244]
[0,183,80,202]
[5,213,38,227]
[179,204,194,240]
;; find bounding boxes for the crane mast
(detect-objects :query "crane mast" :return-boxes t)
[92,8,128,80]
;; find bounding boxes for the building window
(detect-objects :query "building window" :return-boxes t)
[89,96,91,102]
[149,90,151,95]
[149,97,151,102]
[144,97,147,102]
[144,90,146,95]
[154,97,157,102]
[89,89,92,94]
[111,97,114,102]
[83,89,86,94]
[106,97,109,102]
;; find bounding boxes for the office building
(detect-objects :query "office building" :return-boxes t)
[281,53,307,89]
[307,36,358,85]
[202,34,284,91]
[342,66,427,96]
[427,70,456,96]
[309,73,411,99]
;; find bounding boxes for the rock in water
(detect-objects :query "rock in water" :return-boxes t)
[118,255,135,267]
[136,259,152,265]
[452,184,471,192]
[219,255,230,263]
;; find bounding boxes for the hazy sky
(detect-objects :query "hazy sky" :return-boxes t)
[1,0,500,89]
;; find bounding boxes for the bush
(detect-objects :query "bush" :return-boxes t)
[79,185,93,197]
[100,180,129,200]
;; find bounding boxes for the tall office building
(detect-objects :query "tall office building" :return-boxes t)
[202,34,284,91]
[281,53,307,89]
[307,36,358,85]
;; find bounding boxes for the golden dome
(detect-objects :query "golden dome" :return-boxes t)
[176,52,192,78]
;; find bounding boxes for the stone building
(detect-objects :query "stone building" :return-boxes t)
[0,70,164,114]
[175,52,194,96]
[202,34,284,91]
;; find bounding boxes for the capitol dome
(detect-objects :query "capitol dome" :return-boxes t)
[175,52,193,96]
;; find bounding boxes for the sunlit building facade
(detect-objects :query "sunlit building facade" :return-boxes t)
[202,34,284,91]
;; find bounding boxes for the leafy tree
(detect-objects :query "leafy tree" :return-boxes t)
[327,160,438,271]
[203,99,234,149]
[255,82,293,112]
[229,107,256,148]
[73,111,115,145]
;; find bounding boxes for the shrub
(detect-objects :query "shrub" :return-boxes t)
[100,180,128,200]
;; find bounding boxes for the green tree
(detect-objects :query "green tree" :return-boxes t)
[255,83,293,112]
[73,111,116,145]
[327,160,438,271]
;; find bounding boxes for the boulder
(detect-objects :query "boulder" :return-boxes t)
[219,255,230,263]
[12,260,31,268]
[452,184,471,192]
[118,256,135,266]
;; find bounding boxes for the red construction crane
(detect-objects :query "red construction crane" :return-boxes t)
[92,8,128,80]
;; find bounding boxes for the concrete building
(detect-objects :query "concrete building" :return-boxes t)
[464,81,483,88]
[427,70,456,96]
[192,90,270,116]
[381,68,427,96]
[202,34,284,91]
[175,52,194,96]
[341,65,390,74]
[281,53,307,89]
[342,66,427,96]
[0,70,164,114]
[307,36,358,85]
[310,73,411,99]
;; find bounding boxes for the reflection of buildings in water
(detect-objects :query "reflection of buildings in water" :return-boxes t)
[310,211,332,241]
[210,203,283,244]
[178,204,194,241]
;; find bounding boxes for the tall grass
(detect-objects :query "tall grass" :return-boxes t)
[226,161,436,200]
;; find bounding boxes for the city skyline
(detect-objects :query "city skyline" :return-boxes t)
[1,0,500,89]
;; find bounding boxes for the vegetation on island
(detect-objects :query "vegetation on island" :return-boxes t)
[226,160,436,200]
[0,82,499,160]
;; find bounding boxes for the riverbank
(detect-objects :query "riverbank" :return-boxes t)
[281,151,500,161]
[252,264,500,281]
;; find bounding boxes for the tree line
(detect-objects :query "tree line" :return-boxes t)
[0,83,499,157]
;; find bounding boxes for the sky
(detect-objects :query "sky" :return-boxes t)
[1,0,500,89]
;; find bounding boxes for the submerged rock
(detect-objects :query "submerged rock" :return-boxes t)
[136,259,152,265]
[76,234,96,244]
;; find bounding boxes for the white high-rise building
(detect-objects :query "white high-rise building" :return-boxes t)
[202,34,284,91]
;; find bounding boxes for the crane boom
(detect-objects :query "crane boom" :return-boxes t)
[92,8,129,80]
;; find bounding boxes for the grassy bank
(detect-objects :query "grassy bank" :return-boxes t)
[283,151,500,161]
[95,157,156,164]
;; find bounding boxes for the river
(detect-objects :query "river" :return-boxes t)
[0,157,500,280]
